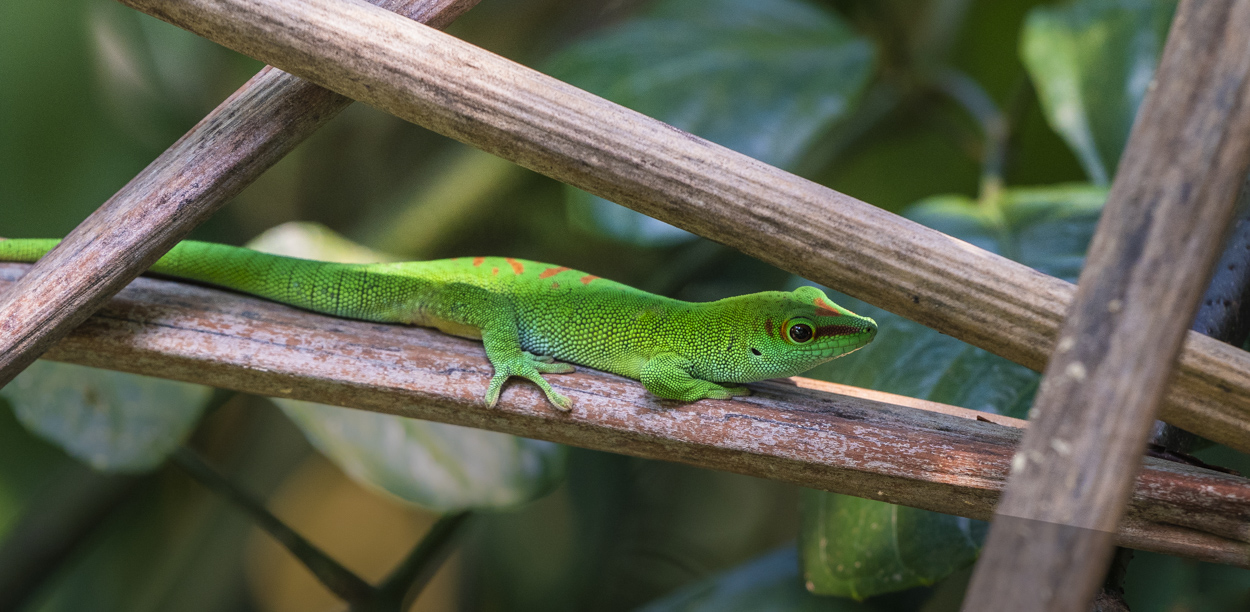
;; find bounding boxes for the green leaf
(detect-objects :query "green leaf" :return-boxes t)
[0,361,211,472]
[546,0,874,246]
[800,185,1107,599]
[274,398,566,511]
[1020,0,1176,185]
[248,223,568,510]
[800,493,984,601]
[637,546,876,611]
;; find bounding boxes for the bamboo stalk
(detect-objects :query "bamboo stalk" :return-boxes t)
[964,2,1250,609]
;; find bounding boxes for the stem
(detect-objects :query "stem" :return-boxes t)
[934,69,1008,204]
[1092,548,1133,612]
[171,446,376,605]
[370,512,471,612]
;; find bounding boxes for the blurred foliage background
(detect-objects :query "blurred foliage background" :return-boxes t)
[2,0,1249,610]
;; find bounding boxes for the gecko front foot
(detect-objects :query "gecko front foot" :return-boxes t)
[640,353,752,402]
[484,353,574,412]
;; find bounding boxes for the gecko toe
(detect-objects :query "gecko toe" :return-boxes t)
[484,371,510,408]
[536,362,575,374]
[547,391,573,412]
[525,352,574,374]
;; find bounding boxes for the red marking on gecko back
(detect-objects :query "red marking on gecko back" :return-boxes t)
[506,258,524,274]
[491,267,499,276]
[551,282,560,289]
[814,297,842,317]
[472,257,485,267]
[580,275,599,285]
[539,266,570,279]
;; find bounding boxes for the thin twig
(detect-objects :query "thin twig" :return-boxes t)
[1092,548,1134,612]
[934,68,1008,202]
[372,512,470,612]
[171,446,376,605]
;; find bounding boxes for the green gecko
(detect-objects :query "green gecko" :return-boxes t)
[0,239,877,411]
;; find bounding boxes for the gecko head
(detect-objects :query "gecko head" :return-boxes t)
[713,285,877,382]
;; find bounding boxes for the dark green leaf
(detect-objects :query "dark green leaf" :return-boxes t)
[1,361,211,472]
[1020,0,1176,184]
[800,492,984,601]
[637,546,874,611]
[800,185,1106,599]
[546,0,874,246]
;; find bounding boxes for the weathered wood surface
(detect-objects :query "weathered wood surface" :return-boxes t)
[0,0,478,389]
[111,0,1250,452]
[3,263,1247,568]
[964,2,1250,610]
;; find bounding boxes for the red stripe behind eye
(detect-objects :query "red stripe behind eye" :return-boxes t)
[765,319,774,338]
[815,325,862,338]
[814,297,842,317]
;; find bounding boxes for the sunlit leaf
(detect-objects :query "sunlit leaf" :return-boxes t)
[546,0,874,246]
[248,222,568,510]
[800,185,1106,599]
[637,546,875,611]
[0,361,211,473]
[245,220,394,264]
[275,399,565,511]
[1020,0,1176,185]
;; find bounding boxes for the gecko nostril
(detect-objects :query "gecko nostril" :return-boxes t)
[750,348,762,356]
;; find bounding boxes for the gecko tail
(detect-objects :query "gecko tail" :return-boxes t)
[0,238,61,263]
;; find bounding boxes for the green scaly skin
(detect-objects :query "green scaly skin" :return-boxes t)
[0,239,877,411]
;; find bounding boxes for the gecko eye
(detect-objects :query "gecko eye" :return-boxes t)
[788,323,813,343]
